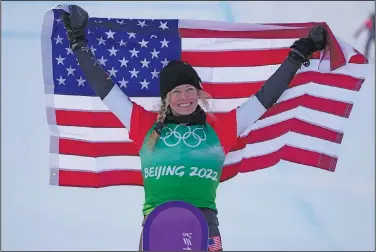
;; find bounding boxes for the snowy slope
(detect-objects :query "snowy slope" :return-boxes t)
[1,1,374,251]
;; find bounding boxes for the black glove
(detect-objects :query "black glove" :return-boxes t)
[289,25,326,67]
[61,5,89,51]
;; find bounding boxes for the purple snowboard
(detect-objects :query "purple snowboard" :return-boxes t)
[142,201,209,251]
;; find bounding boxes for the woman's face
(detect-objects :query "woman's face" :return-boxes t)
[168,84,199,115]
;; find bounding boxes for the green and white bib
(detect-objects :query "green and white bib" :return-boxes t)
[139,123,226,215]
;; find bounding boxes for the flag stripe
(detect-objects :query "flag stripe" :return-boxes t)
[181,38,297,51]
[260,94,353,119]
[51,153,141,171]
[225,145,338,176]
[59,138,139,157]
[179,27,312,39]
[349,49,369,64]
[54,144,337,188]
[232,118,343,150]
[192,61,365,84]
[47,74,363,111]
[225,131,340,162]
[58,118,343,158]
[57,169,144,188]
[51,130,341,173]
[178,20,304,31]
[52,107,350,142]
[54,94,353,128]
[181,49,321,67]
[202,71,364,99]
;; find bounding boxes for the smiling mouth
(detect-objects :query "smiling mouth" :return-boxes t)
[178,103,192,107]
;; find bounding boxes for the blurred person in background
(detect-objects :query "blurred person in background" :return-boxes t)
[353,12,375,59]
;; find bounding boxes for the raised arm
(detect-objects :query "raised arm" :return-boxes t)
[236,25,327,136]
[62,5,133,130]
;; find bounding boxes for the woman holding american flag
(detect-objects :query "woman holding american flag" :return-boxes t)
[61,5,326,251]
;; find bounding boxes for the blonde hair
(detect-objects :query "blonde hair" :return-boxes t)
[146,89,214,150]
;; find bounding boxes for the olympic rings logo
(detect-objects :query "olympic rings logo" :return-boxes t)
[160,125,206,148]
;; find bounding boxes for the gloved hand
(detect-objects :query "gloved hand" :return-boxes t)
[289,25,327,66]
[61,5,89,51]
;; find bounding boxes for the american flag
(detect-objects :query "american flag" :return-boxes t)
[208,236,222,251]
[41,5,369,188]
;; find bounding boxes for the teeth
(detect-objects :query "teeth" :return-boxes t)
[179,103,191,107]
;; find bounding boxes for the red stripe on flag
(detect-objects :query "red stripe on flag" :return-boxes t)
[179,27,312,39]
[57,144,337,188]
[201,72,364,99]
[182,49,321,67]
[59,139,139,157]
[289,72,364,91]
[260,94,354,119]
[58,169,143,188]
[220,145,337,182]
[349,51,368,64]
[232,118,343,152]
[265,22,322,28]
[55,110,124,128]
[54,95,353,128]
[58,118,342,158]
[201,82,263,99]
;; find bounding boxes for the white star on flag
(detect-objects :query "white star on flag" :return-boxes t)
[140,58,150,68]
[90,45,97,55]
[117,39,127,46]
[137,20,147,27]
[159,21,169,30]
[151,69,159,79]
[129,68,139,78]
[129,48,140,58]
[140,79,150,89]
[65,47,73,55]
[160,38,169,48]
[55,55,65,65]
[138,39,149,48]
[108,46,118,56]
[119,78,128,88]
[108,67,118,77]
[54,34,63,44]
[66,65,76,76]
[150,49,160,59]
[76,76,86,87]
[118,57,129,67]
[97,36,106,45]
[56,75,66,85]
[128,32,136,39]
[98,56,108,66]
[105,30,116,39]
[161,58,169,67]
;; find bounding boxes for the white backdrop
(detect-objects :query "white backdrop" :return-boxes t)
[1,1,375,251]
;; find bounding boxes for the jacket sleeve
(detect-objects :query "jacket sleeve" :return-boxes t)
[73,46,134,131]
[235,56,302,136]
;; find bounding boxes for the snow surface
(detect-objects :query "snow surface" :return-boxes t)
[1,1,375,251]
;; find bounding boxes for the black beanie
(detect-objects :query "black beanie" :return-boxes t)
[159,60,202,99]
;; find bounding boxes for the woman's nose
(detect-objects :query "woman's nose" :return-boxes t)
[180,92,187,100]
